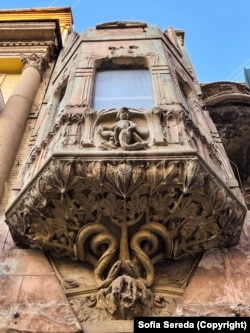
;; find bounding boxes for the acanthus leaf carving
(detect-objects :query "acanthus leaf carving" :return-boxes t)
[5,157,246,320]
[7,158,245,257]
[21,52,49,77]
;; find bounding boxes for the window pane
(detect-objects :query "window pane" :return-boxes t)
[179,82,190,113]
[55,86,66,121]
[93,69,154,110]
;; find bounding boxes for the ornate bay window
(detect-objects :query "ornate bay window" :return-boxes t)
[5,21,247,321]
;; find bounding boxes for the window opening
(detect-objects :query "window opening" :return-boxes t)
[55,85,66,120]
[179,81,190,113]
[93,69,154,110]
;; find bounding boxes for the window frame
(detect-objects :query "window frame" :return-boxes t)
[92,60,154,111]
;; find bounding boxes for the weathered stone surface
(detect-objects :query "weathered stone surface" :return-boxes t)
[182,234,250,316]
[0,240,81,332]
[183,249,236,305]
[19,276,67,303]
[0,275,22,310]
[201,83,250,209]
[4,249,54,276]
[7,303,82,333]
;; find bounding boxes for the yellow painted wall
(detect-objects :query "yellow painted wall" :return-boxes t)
[0,74,21,103]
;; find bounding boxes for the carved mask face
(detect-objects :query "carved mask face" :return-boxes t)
[119,109,129,120]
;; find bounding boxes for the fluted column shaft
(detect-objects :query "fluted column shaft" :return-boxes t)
[0,53,48,202]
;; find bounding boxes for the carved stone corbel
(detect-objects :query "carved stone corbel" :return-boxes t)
[5,157,246,319]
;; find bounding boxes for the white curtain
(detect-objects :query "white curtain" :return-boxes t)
[93,69,154,110]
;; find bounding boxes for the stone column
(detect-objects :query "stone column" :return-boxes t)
[0,53,48,202]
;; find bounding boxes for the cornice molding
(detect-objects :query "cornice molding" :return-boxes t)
[0,7,73,32]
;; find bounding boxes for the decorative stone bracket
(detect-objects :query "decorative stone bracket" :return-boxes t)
[5,156,246,318]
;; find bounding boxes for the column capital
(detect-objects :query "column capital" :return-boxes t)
[21,53,49,78]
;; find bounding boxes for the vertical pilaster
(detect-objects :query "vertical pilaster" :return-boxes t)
[0,53,48,202]
[151,66,179,106]
[67,67,94,110]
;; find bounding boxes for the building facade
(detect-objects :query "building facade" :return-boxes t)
[0,7,249,333]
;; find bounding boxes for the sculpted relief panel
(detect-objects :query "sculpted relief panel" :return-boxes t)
[97,107,149,150]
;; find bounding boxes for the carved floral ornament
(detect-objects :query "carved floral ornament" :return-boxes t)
[20,52,49,77]
[5,156,245,318]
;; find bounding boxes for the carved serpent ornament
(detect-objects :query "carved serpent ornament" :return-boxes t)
[130,222,173,287]
[76,224,118,287]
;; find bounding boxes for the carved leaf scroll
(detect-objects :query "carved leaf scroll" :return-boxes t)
[6,157,245,290]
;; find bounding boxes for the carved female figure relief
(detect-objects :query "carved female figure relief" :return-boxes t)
[99,107,149,150]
